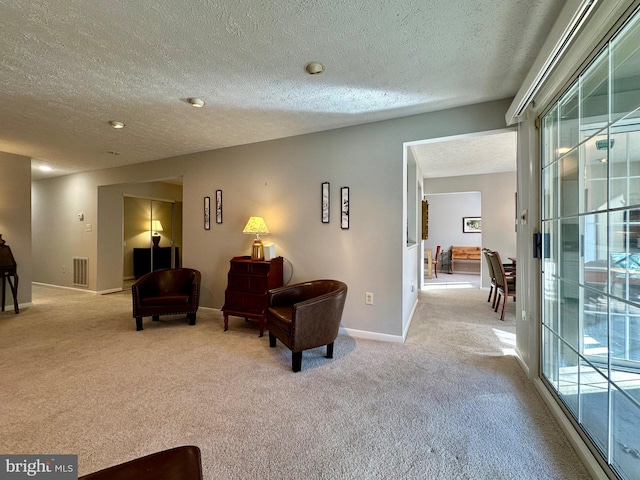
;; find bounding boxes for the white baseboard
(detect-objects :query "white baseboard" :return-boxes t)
[339,326,404,343]
[33,282,96,294]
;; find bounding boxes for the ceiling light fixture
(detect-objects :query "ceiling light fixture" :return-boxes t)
[109,121,125,129]
[188,98,205,107]
[39,165,52,172]
[305,61,324,75]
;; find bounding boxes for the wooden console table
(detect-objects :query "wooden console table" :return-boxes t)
[222,256,283,336]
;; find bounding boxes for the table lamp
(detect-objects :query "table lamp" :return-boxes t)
[242,217,269,260]
[151,220,163,247]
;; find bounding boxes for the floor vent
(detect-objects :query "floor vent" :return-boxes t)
[73,257,89,287]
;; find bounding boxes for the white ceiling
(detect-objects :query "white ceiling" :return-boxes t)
[0,1,566,180]
[412,130,518,179]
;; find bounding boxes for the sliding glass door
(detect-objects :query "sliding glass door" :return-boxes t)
[540,7,640,479]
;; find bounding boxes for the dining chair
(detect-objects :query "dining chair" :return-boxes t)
[482,248,497,306]
[489,250,516,321]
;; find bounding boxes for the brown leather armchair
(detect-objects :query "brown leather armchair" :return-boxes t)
[266,279,347,372]
[79,445,202,480]
[132,268,201,331]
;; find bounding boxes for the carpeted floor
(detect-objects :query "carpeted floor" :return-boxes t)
[0,284,591,479]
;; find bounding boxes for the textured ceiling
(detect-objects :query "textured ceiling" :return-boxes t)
[0,0,566,180]
[412,130,517,179]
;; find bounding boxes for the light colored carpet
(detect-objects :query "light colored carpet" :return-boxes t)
[0,284,591,479]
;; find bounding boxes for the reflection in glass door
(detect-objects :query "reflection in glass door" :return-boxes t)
[149,200,177,273]
[540,8,640,480]
[123,197,180,288]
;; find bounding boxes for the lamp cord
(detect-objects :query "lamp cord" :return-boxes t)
[282,257,294,286]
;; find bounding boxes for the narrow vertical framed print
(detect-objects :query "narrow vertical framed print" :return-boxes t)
[204,196,211,230]
[341,187,349,230]
[322,182,330,223]
[215,189,223,224]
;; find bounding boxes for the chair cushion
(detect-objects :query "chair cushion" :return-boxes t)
[141,295,190,307]
[267,306,293,334]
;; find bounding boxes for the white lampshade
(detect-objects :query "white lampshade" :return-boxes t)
[242,217,269,236]
[151,220,164,234]
[243,217,269,260]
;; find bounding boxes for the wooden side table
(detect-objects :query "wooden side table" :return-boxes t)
[222,256,283,336]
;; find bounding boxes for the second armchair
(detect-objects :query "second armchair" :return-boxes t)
[266,280,347,372]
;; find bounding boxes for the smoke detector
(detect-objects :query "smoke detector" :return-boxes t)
[188,98,205,107]
[305,62,324,75]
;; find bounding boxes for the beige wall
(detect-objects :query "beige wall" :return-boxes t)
[29,98,513,339]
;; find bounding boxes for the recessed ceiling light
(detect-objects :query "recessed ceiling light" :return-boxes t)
[599,158,608,163]
[188,98,205,107]
[109,120,125,129]
[305,61,324,75]
[39,165,52,172]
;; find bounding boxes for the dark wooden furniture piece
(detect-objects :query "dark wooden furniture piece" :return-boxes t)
[132,268,201,331]
[78,445,203,480]
[133,247,179,279]
[222,256,283,336]
[0,243,19,314]
[266,280,348,372]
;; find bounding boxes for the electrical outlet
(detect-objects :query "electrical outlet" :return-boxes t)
[62,265,66,273]
[365,292,373,305]
[522,310,527,321]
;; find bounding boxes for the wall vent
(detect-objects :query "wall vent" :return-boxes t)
[73,257,89,287]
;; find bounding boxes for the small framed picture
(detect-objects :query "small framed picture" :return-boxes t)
[463,216,481,233]
[204,197,211,230]
[322,182,330,223]
[341,187,349,230]
[216,190,223,224]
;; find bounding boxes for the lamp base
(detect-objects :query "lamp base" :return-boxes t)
[152,235,160,247]
[251,239,264,260]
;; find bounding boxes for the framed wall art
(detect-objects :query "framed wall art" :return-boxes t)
[216,190,223,224]
[204,196,211,230]
[462,216,481,233]
[422,200,428,240]
[341,187,349,230]
[322,182,330,223]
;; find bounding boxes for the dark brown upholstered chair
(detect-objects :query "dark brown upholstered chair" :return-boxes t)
[488,251,516,321]
[266,280,347,372]
[132,268,201,331]
[78,445,202,480]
